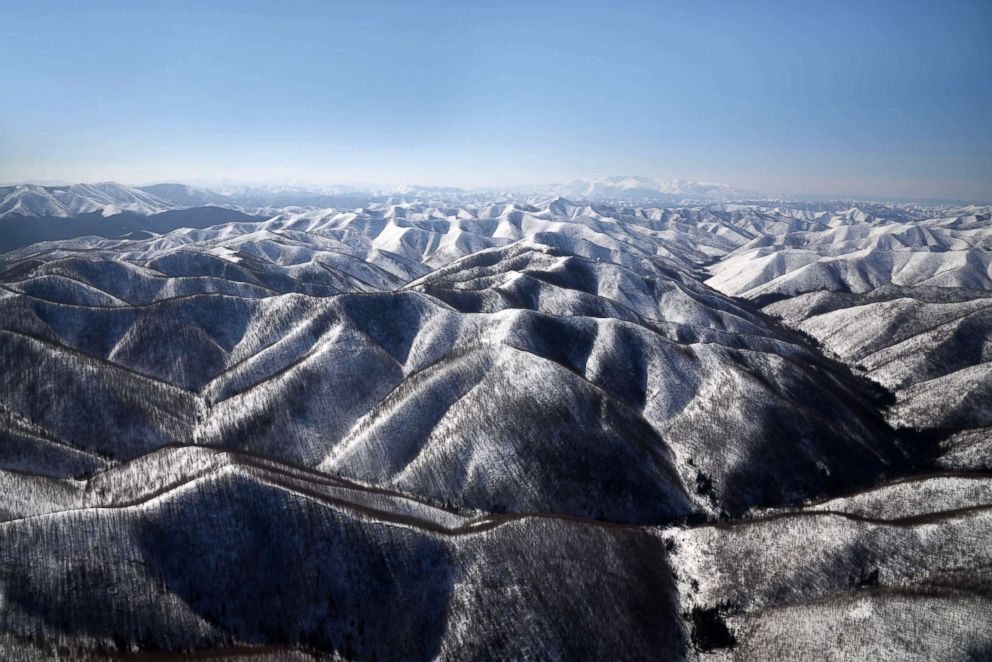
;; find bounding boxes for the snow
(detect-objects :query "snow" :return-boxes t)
[0,187,990,658]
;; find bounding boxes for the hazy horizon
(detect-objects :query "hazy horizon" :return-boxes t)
[4,176,992,206]
[3,0,991,201]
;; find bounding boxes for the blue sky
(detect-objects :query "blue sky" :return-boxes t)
[2,0,990,200]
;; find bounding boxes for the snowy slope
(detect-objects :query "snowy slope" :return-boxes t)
[0,182,177,219]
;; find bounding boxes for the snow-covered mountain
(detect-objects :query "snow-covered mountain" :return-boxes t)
[0,177,767,223]
[1,193,991,659]
[0,182,177,219]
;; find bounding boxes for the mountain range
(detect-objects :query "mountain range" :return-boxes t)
[0,177,764,221]
[1,182,990,659]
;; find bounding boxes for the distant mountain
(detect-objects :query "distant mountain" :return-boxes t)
[139,182,233,207]
[0,182,175,219]
[210,183,388,211]
[524,176,764,202]
[193,176,765,206]
[0,177,765,220]
[19,178,973,219]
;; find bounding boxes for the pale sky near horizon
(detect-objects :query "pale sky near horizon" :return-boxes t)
[2,0,991,201]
